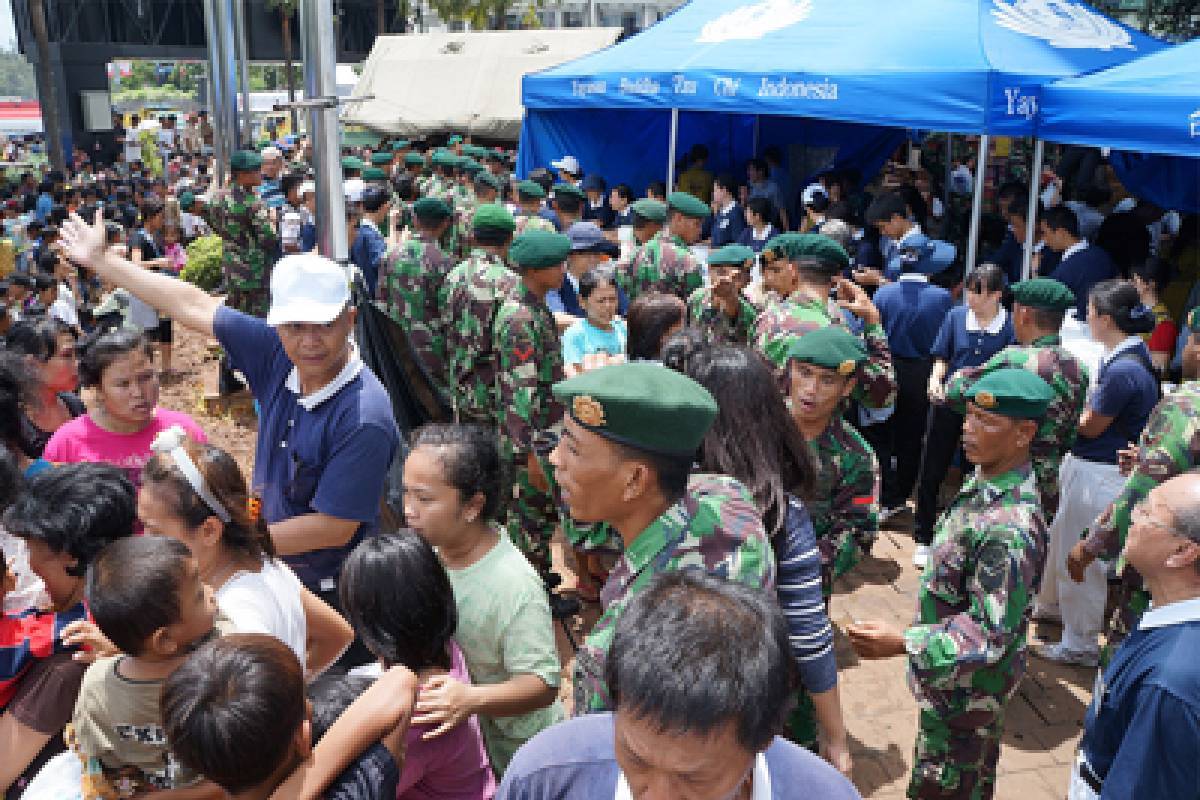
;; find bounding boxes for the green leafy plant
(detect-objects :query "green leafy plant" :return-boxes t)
[181,235,223,291]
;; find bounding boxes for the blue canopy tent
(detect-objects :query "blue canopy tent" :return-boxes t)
[1040,38,1200,212]
[519,0,1162,268]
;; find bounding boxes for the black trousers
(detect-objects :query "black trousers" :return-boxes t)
[317,585,377,671]
[913,403,965,545]
[876,356,933,509]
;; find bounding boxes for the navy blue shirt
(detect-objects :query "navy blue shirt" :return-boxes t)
[349,222,388,297]
[736,224,778,254]
[1080,604,1200,799]
[498,714,860,800]
[710,202,747,248]
[931,305,1015,374]
[1072,341,1158,464]
[983,229,1023,287]
[871,276,954,359]
[214,307,400,591]
[1049,244,1118,320]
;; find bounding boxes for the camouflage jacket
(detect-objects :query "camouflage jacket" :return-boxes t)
[376,233,455,392]
[945,334,1089,519]
[806,416,880,578]
[754,292,897,409]
[616,231,704,303]
[904,465,1046,711]
[1084,383,1200,561]
[574,473,775,715]
[493,284,565,459]
[514,213,557,236]
[202,184,280,318]
[685,286,759,345]
[442,249,519,423]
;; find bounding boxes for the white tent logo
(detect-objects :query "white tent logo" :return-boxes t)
[992,0,1134,50]
[696,0,814,43]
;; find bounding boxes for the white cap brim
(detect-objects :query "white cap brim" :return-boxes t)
[266,294,348,326]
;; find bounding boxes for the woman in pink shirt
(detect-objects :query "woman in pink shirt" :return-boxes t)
[42,329,205,491]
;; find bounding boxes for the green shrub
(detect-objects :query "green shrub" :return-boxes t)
[181,235,223,291]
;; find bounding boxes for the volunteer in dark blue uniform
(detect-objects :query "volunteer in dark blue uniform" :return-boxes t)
[708,174,746,248]
[1045,205,1118,321]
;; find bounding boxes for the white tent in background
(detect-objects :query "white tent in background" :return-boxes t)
[342,28,622,140]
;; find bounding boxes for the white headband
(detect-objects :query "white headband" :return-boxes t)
[150,425,231,523]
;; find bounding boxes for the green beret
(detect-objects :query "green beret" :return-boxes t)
[340,155,364,172]
[256,139,271,151]
[955,367,1054,420]
[472,203,516,234]
[473,172,501,191]
[230,150,263,173]
[178,191,196,212]
[370,152,393,166]
[707,244,755,267]
[448,135,463,145]
[430,151,454,167]
[516,180,546,200]
[509,230,571,270]
[412,197,452,221]
[464,144,487,158]
[764,232,849,271]
[785,326,867,375]
[362,167,388,181]
[552,362,718,457]
[391,140,410,151]
[462,159,484,174]
[404,152,426,167]
[1010,278,1075,312]
[553,182,585,200]
[485,148,504,161]
[630,198,667,223]
[667,191,711,219]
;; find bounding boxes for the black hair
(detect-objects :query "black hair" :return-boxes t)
[606,570,796,752]
[626,292,686,361]
[0,352,33,452]
[141,198,165,223]
[0,447,22,514]
[1089,279,1156,335]
[362,186,390,213]
[1131,257,1173,295]
[631,210,662,229]
[472,227,513,248]
[280,172,304,199]
[35,250,59,274]
[1095,212,1151,276]
[554,193,582,215]
[5,316,71,361]
[747,157,768,177]
[393,175,418,202]
[745,196,774,226]
[162,634,306,795]
[995,180,1027,205]
[659,327,708,375]
[78,328,154,387]
[713,173,739,196]
[683,345,814,537]
[339,531,457,671]
[896,184,927,226]
[646,181,666,200]
[2,462,135,576]
[8,273,33,289]
[964,262,1008,295]
[33,273,55,294]
[803,188,830,214]
[612,183,634,203]
[308,671,375,744]
[1042,205,1080,237]
[578,265,617,300]
[613,441,693,503]
[86,535,194,655]
[864,192,907,226]
[409,423,505,523]
[529,168,554,194]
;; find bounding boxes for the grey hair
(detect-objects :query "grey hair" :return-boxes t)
[819,219,852,252]
[1165,470,1200,575]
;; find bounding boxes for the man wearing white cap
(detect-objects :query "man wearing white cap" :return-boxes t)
[59,210,399,665]
[551,155,581,186]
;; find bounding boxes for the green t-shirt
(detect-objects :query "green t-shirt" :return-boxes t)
[447,534,563,774]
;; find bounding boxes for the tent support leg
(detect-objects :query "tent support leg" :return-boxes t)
[965,134,989,274]
[1022,138,1044,281]
[300,0,349,264]
[944,132,952,227]
[234,0,252,148]
[202,0,229,184]
[667,107,679,191]
[753,115,760,156]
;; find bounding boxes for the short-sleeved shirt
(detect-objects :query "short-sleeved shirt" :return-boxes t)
[213,306,400,591]
[561,318,627,365]
[447,534,564,774]
[931,305,1015,375]
[217,558,307,666]
[1073,339,1159,464]
[872,276,953,359]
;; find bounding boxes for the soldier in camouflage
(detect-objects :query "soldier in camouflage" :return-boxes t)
[375,197,455,396]
[199,150,280,319]
[549,183,585,232]
[615,193,706,303]
[754,232,897,410]
[848,368,1054,800]
[513,180,556,237]
[548,362,775,715]
[786,326,880,590]
[686,244,759,345]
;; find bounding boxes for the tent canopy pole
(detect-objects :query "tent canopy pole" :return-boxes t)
[667,108,679,191]
[965,134,989,274]
[300,0,349,264]
[1022,138,1045,281]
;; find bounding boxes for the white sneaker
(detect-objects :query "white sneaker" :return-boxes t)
[1031,641,1099,668]
[912,544,931,570]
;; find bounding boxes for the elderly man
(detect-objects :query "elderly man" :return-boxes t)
[59,210,399,667]
[498,571,859,799]
[1071,472,1200,799]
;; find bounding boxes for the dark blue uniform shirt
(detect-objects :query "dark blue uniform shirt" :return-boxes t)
[871,275,953,359]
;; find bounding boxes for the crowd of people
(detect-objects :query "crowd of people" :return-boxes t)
[0,122,1198,800]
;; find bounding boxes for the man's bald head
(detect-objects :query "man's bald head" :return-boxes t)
[1126,472,1200,581]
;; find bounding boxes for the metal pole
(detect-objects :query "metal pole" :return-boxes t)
[752,115,760,156]
[300,0,349,264]
[202,0,228,184]
[943,132,952,225]
[667,108,679,191]
[214,0,240,174]
[965,134,989,274]
[1022,138,1044,281]
[234,0,252,147]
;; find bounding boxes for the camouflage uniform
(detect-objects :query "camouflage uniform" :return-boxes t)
[807,415,880,590]
[202,185,280,318]
[615,231,704,303]
[514,214,557,236]
[904,464,1046,799]
[944,334,1089,519]
[574,473,776,715]
[375,233,455,394]
[442,249,519,423]
[754,293,897,409]
[1081,383,1200,662]
[685,286,758,345]
[493,285,566,574]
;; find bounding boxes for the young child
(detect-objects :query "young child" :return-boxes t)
[69,535,222,798]
[161,225,186,275]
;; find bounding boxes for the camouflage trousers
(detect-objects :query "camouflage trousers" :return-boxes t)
[908,704,1005,800]
[818,533,864,598]
[505,455,559,579]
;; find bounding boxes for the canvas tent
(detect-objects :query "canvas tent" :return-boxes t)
[342,28,623,140]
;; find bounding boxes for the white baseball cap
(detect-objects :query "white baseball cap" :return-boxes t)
[550,155,581,175]
[344,177,365,203]
[266,254,351,326]
[801,182,828,207]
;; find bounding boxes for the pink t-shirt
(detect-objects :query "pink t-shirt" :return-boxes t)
[398,642,497,800]
[42,409,208,493]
